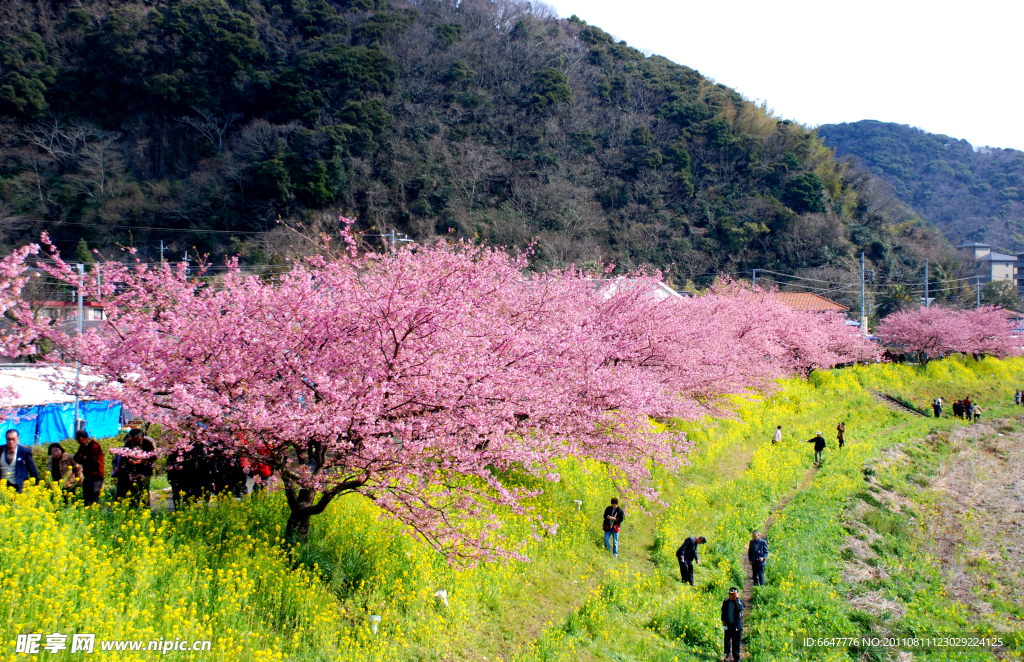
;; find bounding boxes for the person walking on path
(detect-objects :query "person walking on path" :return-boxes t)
[806,431,826,465]
[721,587,744,662]
[602,497,625,558]
[73,430,105,506]
[2,430,38,493]
[952,400,963,419]
[836,422,846,449]
[747,530,769,586]
[932,397,943,418]
[676,535,706,585]
[972,404,983,423]
[772,426,782,444]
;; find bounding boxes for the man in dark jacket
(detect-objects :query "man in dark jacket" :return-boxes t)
[806,431,826,465]
[115,428,156,508]
[747,530,769,586]
[2,430,39,493]
[73,429,105,506]
[602,497,625,558]
[676,535,706,585]
[721,587,744,661]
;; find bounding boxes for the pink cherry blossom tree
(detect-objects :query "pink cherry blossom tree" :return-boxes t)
[0,245,41,415]
[3,228,877,559]
[876,305,1019,360]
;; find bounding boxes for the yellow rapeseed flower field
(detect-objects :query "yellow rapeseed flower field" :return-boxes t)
[2,357,1022,661]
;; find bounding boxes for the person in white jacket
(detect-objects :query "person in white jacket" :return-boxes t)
[772,426,782,444]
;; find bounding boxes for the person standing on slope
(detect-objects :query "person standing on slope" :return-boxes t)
[836,422,846,449]
[772,426,782,444]
[806,431,826,466]
[747,530,769,586]
[721,587,744,662]
[602,497,625,558]
[676,535,706,585]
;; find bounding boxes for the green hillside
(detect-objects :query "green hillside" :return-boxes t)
[819,120,1024,252]
[0,0,944,277]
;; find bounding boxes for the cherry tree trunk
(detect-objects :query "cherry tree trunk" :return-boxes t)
[285,488,317,541]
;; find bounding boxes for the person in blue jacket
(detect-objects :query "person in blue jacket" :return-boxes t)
[747,530,769,586]
[2,430,39,493]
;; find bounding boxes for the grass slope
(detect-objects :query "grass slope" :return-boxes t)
[2,357,1023,661]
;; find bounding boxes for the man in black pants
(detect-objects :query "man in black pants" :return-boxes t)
[747,530,769,586]
[721,587,744,662]
[675,535,706,585]
[806,431,826,465]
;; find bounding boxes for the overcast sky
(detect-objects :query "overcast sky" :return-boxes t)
[548,0,1023,151]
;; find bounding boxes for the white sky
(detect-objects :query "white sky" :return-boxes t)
[548,0,1024,151]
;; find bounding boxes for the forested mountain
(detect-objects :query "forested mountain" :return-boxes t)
[819,120,1024,253]
[0,0,945,279]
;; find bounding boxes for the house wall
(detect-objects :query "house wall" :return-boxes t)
[991,262,1014,282]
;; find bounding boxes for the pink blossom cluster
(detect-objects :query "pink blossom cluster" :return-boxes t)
[2,224,877,559]
[875,305,1020,358]
[110,446,156,460]
[0,245,41,416]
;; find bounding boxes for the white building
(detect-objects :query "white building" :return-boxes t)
[956,242,1015,285]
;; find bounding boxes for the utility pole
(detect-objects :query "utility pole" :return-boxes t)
[752,268,757,288]
[977,275,981,308]
[159,240,165,262]
[74,263,84,432]
[924,259,929,307]
[861,253,867,335]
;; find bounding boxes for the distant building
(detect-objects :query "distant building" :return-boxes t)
[955,242,1015,285]
[33,300,106,322]
[773,292,849,313]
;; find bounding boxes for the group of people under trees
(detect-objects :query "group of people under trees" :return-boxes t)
[1,427,273,508]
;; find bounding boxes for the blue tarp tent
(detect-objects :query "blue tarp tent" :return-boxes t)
[0,367,122,443]
[0,407,40,441]
[81,401,123,439]
[2,401,122,444]
[36,403,76,443]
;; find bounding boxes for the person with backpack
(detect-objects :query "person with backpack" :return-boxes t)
[721,587,744,661]
[676,535,706,585]
[602,497,625,558]
[806,431,826,465]
[932,397,943,418]
[747,530,769,586]
[836,422,846,449]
